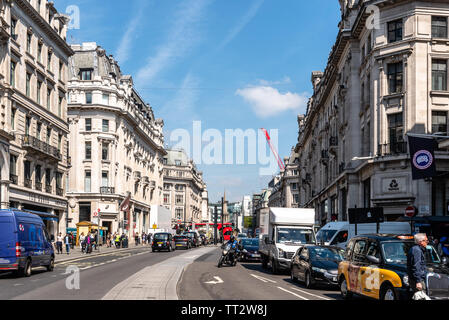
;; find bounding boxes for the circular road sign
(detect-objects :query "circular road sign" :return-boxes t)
[405,206,416,218]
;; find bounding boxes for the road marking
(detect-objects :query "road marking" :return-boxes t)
[205,276,224,285]
[13,284,24,286]
[250,274,277,283]
[277,287,309,300]
[288,286,331,300]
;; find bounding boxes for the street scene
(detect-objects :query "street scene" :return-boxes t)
[1,0,449,307]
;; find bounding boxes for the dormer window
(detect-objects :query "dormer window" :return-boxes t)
[80,69,93,80]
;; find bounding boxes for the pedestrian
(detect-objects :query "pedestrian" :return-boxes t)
[69,232,75,249]
[79,232,86,252]
[86,232,93,254]
[56,232,63,254]
[135,232,140,246]
[407,233,429,296]
[64,233,70,255]
[115,233,120,248]
[142,232,146,245]
[90,232,96,251]
[147,233,152,246]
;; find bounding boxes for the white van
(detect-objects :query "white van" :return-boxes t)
[316,221,412,248]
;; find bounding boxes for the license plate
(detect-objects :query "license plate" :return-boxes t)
[252,254,260,258]
[333,277,337,282]
[176,244,183,246]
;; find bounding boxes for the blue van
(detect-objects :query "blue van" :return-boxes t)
[0,210,55,277]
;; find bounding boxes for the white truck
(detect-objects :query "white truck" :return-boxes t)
[316,221,413,248]
[148,205,173,236]
[259,207,316,274]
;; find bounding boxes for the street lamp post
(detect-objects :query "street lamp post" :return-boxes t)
[214,205,218,245]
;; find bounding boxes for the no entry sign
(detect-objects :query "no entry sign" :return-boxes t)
[405,206,417,218]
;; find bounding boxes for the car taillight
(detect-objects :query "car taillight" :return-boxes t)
[15,242,21,257]
[166,241,169,245]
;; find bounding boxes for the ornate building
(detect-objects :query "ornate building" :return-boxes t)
[0,0,72,237]
[162,149,208,229]
[296,0,449,226]
[67,42,166,237]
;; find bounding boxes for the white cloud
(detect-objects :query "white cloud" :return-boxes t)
[217,0,264,51]
[236,85,309,118]
[135,0,211,85]
[257,76,291,86]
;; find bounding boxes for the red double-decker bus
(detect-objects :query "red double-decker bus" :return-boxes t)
[187,223,234,241]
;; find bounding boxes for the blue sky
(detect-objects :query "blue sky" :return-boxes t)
[56,0,341,203]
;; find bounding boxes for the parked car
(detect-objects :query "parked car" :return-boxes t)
[338,234,449,300]
[239,238,260,261]
[0,210,55,277]
[290,245,344,288]
[151,233,175,252]
[173,235,191,250]
[182,232,200,247]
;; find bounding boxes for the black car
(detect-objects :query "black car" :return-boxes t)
[152,233,175,252]
[239,238,260,261]
[182,232,200,247]
[174,235,191,250]
[291,245,345,288]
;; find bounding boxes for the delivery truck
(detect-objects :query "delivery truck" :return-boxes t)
[259,207,316,274]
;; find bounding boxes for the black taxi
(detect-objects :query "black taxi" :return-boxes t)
[338,234,449,300]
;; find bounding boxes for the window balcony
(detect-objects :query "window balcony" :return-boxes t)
[56,187,63,196]
[100,187,115,194]
[45,184,52,194]
[24,178,32,188]
[35,181,42,191]
[377,141,408,156]
[22,134,62,162]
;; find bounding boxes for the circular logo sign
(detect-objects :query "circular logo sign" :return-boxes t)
[413,150,433,170]
[18,224,24,232]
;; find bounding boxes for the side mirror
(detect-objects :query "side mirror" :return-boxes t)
[367,255,380,265]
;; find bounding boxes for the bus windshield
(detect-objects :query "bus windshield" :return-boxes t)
[276,228,315,244]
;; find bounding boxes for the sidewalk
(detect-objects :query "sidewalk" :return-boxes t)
[54,244,152,264]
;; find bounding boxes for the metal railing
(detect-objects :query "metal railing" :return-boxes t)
[22,134,62,161]
[45,184,52,193]
[100,187,115,194]
[378,141,408,156]
[35,181,42,191]
[56,187,64,196]
[24,178,32,188]
[10,174,18,185]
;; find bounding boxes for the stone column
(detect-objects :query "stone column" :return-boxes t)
[0,181,9,209]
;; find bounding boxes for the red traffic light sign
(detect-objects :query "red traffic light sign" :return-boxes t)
[405,206,417,218]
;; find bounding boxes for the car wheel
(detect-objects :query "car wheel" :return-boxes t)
[291,268,298,283]
[46,257,55,272]
[22,259,32,277]
[271,259,278,275]
[340,276,353,300]
[381,284,397,301]
[261,255,268,269]
[218,256,223,268]
[305,271,314,289]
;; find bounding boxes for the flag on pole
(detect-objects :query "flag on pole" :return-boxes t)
[408,135,438,180]
[119,192,131,211]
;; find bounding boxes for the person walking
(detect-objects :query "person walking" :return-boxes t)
[69,232,75,249]
[142,232,146,245]
[79,232,86,253]
[64,233,70,255]
[115,233,120,248]
[56,232,63,254]
[407,233,429,296]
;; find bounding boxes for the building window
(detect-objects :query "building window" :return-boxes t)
[10,18,17,41]
[47,88,52,109]
[85,92,92,104]
[10,61,16,87]
[388,19,403,43]
[293,194,299,204]
[26,33,32,53]
[46,128,51,144]
[45,168,51,188]
[432,111,448,135]
[59,62,63,81]
[432,59,447,91]
[102,119,109,132]
[37,43,42,62]
[102,93,109,105]
[84,171,91,192]
[58,134,62,151]
[101,171,109,187]
[175,208,183,220]
[36,122,41,139]
[387,62,403,94]
[37,81,42,104]
[80,69,93,80]
[432,16,448,38]
[85,141,91,160]
[11,108,16,130]
[163,193,170,205]
[85,118,92,131]
[175,195,184,205]
[363,178,371,208]
[367,32,372,53]
[25,116,31,135]
[47,51,52,71]
[291,183,298,190]
[24,160,31,184]
[102,142,109,160]
[175,160,181,166]
[58,96,63,117]
[26,73,31,97]
[10,155,17,177]
[35,165,41,185]
[388,113,404,151]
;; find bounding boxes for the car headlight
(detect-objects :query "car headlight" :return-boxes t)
[278,248,284,257]
[312,267,327,274]
[402,275,409,287]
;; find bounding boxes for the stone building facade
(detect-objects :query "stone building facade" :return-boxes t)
[162,149,207,229]
[296,0,449,226]
[0,0,72,237]
[67,42,166,237]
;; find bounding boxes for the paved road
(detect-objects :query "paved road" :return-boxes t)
[178,248,342,300]
[0,245,215,300]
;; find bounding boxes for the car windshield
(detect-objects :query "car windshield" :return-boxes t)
[316,229,337,243]
[241,238,258,247]
[174,236,187,240]
[182,233,193,238]
[276,228,315,244]
[154,234,169,240]
[382,241,441,264]
[309,247,345,261]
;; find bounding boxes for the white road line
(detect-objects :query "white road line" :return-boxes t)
[288,286,331,300]
[277,287,309,300]
[13,284,24,286]
[250,274,277,283]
